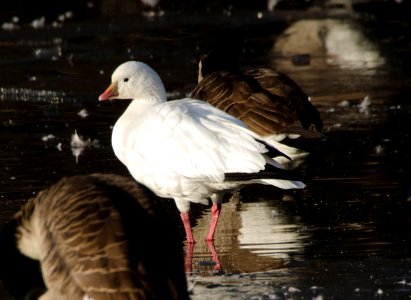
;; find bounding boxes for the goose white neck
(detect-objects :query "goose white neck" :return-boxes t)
[135,86,167,104]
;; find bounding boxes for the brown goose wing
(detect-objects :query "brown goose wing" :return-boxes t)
[17,174,188,300]
[245,68,323,133]
[191,70,313,138]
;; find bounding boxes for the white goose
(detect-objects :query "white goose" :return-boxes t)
[98,61,306,243]
[0,174,189,300]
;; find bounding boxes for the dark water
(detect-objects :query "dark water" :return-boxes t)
[1,1,411,299]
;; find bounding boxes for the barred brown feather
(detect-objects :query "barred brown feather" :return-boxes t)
[4,173,189,300]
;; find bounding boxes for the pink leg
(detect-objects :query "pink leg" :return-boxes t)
[180,212,195,243]
[207,240,221,271]
[206,203,221,241]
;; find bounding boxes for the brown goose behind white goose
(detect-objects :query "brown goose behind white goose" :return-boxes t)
[191,50,324,167]
[0,173,189,300]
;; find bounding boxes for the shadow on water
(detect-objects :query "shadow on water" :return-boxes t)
[0,0,411,299]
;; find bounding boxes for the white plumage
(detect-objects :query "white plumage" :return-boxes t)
[99,61,305,243]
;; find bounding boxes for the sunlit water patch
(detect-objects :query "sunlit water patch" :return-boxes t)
[238,202,310,260]
[0,87,68,103]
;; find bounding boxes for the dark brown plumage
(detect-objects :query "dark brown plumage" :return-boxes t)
[0,173,189,300]
[191,52,324,141]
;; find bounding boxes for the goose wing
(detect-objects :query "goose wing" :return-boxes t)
[191,70,316,138]
[121,99,277,185]
[245,68,324,133]
[16,174,188,300]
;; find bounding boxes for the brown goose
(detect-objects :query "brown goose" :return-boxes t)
[191,50,324,166]
[0,173,189,300]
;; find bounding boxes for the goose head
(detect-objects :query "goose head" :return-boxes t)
[99,61,167,103]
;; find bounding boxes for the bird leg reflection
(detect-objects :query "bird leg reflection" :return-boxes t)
[184,240,222,273]
[184,242,195,274]
[206,240,221,271]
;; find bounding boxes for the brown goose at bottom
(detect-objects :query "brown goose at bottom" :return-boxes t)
[0,173,189,300]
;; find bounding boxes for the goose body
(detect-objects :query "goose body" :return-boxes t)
[98,61,305,243]
[192,51,324,167]
[0,173,189,300]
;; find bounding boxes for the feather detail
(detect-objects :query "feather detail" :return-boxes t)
[1,174,189,300]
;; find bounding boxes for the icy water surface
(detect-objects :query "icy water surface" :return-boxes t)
[1,1,411,299]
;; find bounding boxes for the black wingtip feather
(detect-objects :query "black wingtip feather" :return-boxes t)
[224,163,305,182]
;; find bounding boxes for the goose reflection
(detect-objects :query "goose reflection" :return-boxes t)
[238,201,310,260]
[273,19,385,71]
[186,193,310,274]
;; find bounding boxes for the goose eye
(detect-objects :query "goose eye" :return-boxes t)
[124,78,129,82]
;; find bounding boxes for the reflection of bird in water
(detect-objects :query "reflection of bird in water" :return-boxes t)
[191,47,324,168]
[273,19,385,71]
[0,174,189,300]
[238,201,310,260]
[98,61,306,244]
[185,195,242,274]
[187,195,309,274]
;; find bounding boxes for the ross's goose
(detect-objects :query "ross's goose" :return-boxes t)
[191,50,324,167]
[0,173,189,300]
[98,61,306,243]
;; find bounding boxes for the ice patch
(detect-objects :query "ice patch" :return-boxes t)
[31,17,46,29]
[78,109,89,119]
[2,22,19,30]
[70,130,99,163]
[374,145,384,154]
[358,95,371,115]
[338,100,350,107]
[42,134,56,142]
